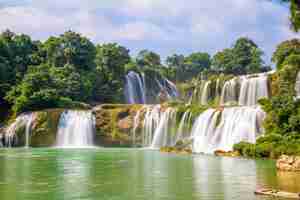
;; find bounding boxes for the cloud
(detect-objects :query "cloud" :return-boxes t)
[0,0,298,64]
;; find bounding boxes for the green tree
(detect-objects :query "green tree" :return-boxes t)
[212,37,264,74]
[136,50,161,68]
[212,48,235,73]
[94,43,130,102]
[280,0,300,32]
[6,64,88,113]
[272,39,300,69]
[43,31,96,71]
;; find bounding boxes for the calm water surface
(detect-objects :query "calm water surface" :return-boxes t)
[0,148,299,200]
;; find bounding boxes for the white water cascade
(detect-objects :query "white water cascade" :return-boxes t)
[191,106,265,154]
[125,71,146,104]
[150,108,177,148]
[295,71,300,98]
[175,110,192,145]
[200,81,211,105]
[56,110,95,148]
[142,105,161,147]
[4,113,35,147]
[220,78,239,105]
[220,72,269,106]
[238,73,269,106]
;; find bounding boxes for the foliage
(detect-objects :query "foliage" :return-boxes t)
[272,39,300,69]
[136,50,161,68]
[234,134,300,158]
[279,0,300,32]
[94,43,130,103]
[212,38,265,75]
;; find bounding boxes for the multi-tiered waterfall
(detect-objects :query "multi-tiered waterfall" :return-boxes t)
[134,72,270,153]
[56,110,95,148]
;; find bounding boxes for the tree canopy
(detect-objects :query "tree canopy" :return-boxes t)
[212,37,264,74]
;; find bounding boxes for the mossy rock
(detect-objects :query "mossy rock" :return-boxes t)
[93,104,144,146]
[30,109,64,147]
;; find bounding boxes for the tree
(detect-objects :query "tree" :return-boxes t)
[280,0,300,32]
[184,52,211,71]
[5,64,87,113]
[272,39,300,69]
[94,43,130,102]
[0,30,41,111]
[211,49,235,73]
[43,31,96,71]
[136,50,161,68]
[212,37,264,74]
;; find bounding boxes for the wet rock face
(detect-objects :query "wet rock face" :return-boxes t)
[277,155,300,171]
[93,104,144,147]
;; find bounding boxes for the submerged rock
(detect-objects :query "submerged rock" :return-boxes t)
[214,150,240,157]
[277,155,300,172]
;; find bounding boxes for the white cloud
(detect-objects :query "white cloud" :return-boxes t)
[0,0,298,63]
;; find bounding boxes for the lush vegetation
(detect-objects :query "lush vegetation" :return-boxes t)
[234,38,300,158]
[0,29,268,119]
[280,0,300,32]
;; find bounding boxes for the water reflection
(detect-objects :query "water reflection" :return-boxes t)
[0,149,299,200]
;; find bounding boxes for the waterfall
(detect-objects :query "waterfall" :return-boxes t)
[295,71,300,98]
[164,78,179,98]
[56,110,95,148]
[156,78,179,101]
[125,71,146,104]
[200,81,211,105]
[175,110,192,144]
[4,113,35,147]
[142,105,161,147]
[220,73,269,106]
[238,73,269,106]
[150,108,177,148]
[220,78,239,105]
[191,106,265,154]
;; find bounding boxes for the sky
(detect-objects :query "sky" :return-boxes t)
[0,0,299,65]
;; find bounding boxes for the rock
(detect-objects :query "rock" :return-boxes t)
[93,104,144,146]
[277,155,300,172]
[160,146,192,155]
[214,150,240,157]
[118,116,133,131]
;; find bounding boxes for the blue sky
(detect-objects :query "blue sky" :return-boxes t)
[0,0,299,64]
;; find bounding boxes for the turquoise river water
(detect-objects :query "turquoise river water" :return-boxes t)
[0,148,299,200]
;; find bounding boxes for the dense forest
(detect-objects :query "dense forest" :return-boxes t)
[0,30,270,117]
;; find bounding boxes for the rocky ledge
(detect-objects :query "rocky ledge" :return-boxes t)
[276,155,300,172]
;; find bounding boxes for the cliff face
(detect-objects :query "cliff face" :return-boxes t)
[93,104,144,147]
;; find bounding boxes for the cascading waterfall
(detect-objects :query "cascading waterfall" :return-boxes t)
[295,71,300,98]
[238,73,269,106]
[142,105,161,147]
[125,71,146,104]
[220,78,239,105]
[175,110,192,145]
[220,72,269,106]
[56,110,95,148]
[4,113,35,147]
[150,108,177,148]
[156,78,179,100]
[200,81,211,105]
[192,106,265,154]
